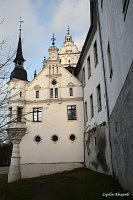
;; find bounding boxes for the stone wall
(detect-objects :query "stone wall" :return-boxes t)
[85,122,112,175]
[109,62,133,195]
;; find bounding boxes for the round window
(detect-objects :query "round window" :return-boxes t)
[51,79,57,85]
[69,134,76,141]
[51,135,58,142]
[34,135,41,143]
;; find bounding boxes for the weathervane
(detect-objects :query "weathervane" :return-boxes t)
[67,25,70,34]
[51,33,56,46]
[19,16,24,37]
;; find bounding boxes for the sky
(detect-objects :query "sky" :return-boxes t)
[0,0,90,81]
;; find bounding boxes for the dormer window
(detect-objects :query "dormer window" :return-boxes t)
[69,88,73,96]
[36,91,39,98]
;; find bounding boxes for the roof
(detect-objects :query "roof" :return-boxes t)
[65,65,75,75]
[10,34,27,81]
[13,37,25,63]
[10,67,28,81]
[75,0,97,76]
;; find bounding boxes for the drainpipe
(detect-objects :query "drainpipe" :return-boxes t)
[96,0,114,175]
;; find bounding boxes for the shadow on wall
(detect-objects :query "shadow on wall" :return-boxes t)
[86,123,109,173]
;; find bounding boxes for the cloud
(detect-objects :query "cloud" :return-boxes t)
[74,31,88,51]
[50,0,90,34]
[0,0,47,80]
[0,0,46,57]
[0,0,90,80]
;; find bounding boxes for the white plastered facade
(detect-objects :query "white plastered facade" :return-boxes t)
[8,43,84,180]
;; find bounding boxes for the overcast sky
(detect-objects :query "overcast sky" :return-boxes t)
[0,0,90,81]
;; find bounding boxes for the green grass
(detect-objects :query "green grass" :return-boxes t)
[0,168,132,200]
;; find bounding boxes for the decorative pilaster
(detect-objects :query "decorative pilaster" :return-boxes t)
[7,128,26,183]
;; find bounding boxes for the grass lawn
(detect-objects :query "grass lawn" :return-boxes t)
[0,168,132,200]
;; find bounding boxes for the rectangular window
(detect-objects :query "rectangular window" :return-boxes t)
[101,0,103,10]
[93,41,98,66]
[67,105,77,120]
[55,88,58,98]
[90,94,94,118]
[50,88,53,98]
[82,68,85,86]
[107,42,113,79]
[17,107,23,122]
[69,88,73,96]
[87,56,91,79]
[122,0,130,20]
[97,84,102,112]
[33,107,42,122]
[36,90,39,98]
[85,101,88,122]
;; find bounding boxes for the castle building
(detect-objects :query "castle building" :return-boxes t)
[7,1,133,196]
[75,0,133,196]
[7,29,84,182]
[75,0,112,175]
[97,0,133,195]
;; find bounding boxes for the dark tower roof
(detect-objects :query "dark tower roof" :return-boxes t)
[10,17,28,81]
[10,67,28,81]
[13,36,25,63]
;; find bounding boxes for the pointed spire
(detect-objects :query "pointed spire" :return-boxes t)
[34,70,37,78]
[13,17,25,64]
[51,33,56,46]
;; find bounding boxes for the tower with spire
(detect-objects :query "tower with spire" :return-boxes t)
[7,18,28,183]
[10,17,27,81]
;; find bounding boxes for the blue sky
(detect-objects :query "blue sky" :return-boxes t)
[0,0,90,81]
